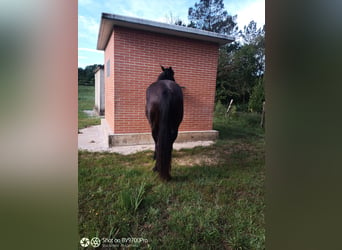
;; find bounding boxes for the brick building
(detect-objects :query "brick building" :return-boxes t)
[96,13,233,146]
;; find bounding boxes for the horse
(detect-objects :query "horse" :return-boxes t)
[145,66,184,181]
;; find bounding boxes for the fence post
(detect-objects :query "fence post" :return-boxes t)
[225,99,234,117]
[260,101,265,128]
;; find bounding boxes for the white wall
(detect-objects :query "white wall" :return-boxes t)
[94,68,105,115]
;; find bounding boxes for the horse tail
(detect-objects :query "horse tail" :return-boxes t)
[156,89,173,181]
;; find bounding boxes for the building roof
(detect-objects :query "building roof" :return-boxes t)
[97,13,234,50]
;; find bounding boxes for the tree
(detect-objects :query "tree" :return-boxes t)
[240,22,265,76]
[188,0,237,34]
[78,64,102,85]
[164,12,186,26]
[240,21,263,44]
[217,44,260,105]
[248,77,265,113]
[216,21,265,109]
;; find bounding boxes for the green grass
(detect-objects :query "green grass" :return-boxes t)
[78,106,265,249]
[78,85,101,129]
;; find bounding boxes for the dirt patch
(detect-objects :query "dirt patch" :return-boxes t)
[173,155,219,167]
[173,148,221,167]
[172,140,264,168]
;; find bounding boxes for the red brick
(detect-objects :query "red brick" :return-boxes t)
[104,26,219,134]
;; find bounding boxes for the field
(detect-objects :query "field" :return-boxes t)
[78,85,101,129]
[78,86,265,249]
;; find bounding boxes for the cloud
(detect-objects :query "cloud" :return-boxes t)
[78,0,93,5]
[78,15,100,36]
[235,0,265,29]
[78,48,103,54]
[104,0,190,24]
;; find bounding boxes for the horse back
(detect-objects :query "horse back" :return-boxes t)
[147,80,183,103]
[146,80,183,126]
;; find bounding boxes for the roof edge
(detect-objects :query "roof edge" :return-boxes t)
[97,13,234,50]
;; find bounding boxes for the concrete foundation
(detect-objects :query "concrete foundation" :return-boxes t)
[101,119,218,147]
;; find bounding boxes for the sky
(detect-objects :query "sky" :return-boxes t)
[78,0,265,68]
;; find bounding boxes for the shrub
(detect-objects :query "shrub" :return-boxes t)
[248,78,265,113]
[214,100,226,116]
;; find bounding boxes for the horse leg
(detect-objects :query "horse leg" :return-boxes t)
[151,126,159,172]
[170,128,178,144]
[153,144,157,160]
[160,128,178,181]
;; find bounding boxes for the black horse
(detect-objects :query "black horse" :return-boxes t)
[145,66,184,181]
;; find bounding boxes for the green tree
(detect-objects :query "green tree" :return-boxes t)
[216,21,265,109]
[240,22,265,75]
[248,77,265,113]
[188,0,237,34]
[78,64,102,85]
[78,67,86,85]
[240,21,262,44]
[217,43,260,105]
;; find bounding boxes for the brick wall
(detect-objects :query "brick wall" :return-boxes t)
[105,26,219,134]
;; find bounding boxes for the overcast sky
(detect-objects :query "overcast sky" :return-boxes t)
[78,0,265,68]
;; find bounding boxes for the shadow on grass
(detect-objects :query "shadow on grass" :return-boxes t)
[169,174,190,182]
[170,160,253,184]
[148,161,229,183]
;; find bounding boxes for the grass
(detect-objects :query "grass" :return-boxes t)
[78,88,265,249]
[78,85,101,129]
[120,181,146,214]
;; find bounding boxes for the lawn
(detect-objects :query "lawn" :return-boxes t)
[78,85,101,129]
[78,86,265,249]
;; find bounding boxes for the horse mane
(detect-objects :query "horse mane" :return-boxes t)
[157,66,175,81]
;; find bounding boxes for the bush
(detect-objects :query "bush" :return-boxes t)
[215,100,238,119]
[248,78,265,113]
[236,103,249,112]
[214,101,226,116]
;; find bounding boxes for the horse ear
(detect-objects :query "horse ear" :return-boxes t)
[161,65,165,71]
[169,66,172,70]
